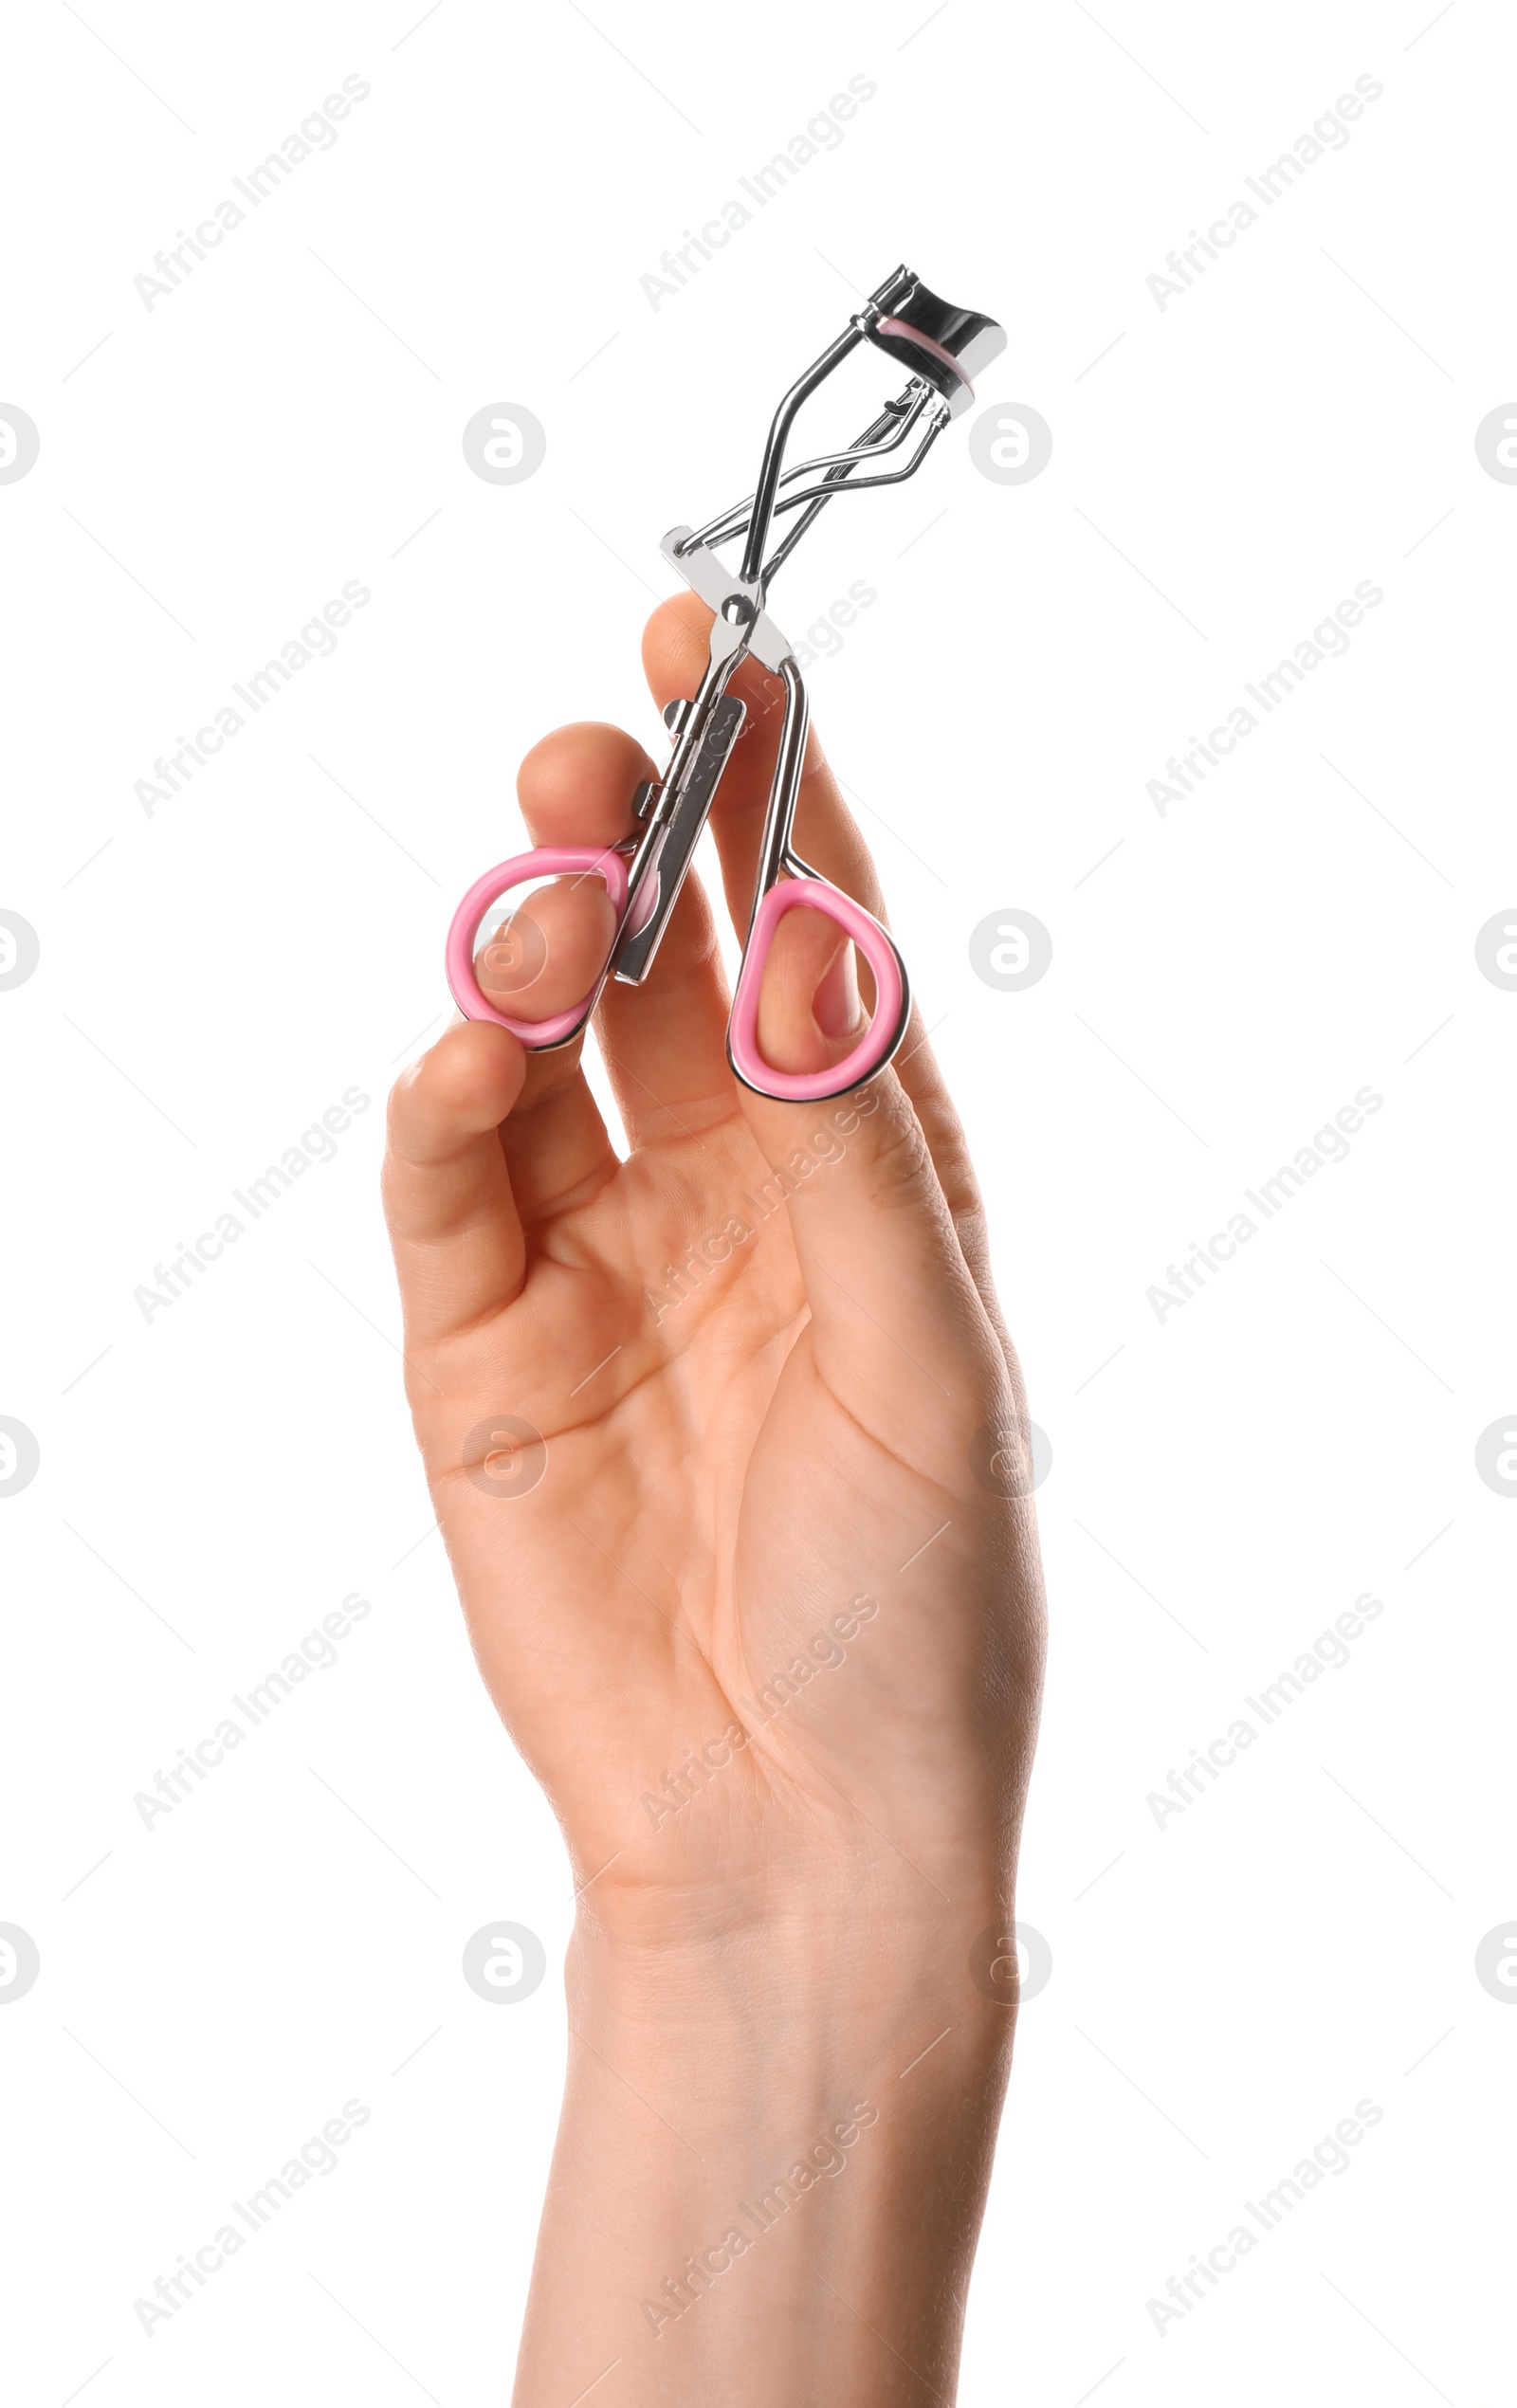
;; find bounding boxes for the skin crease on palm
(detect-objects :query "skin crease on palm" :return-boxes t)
[383,591,1046,2401]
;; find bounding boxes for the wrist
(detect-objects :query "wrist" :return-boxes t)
[510,1896,1015,2402]
[567,1887,1014,2088]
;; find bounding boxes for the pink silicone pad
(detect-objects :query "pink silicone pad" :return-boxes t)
[446,847,629,1044]
[728,876,905,1102]
[874,316,973,396]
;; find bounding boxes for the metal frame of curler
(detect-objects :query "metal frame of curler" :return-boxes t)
[445,264,1006,1104]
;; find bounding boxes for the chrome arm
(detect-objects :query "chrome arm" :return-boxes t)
[696,388,953,599]
[754,409,949,522]
[683,384,934,557]
[737,264,919,585]
[760,403,906,581]
[693,404,950,572]
[747,657,812,935]
[737,325,866,586]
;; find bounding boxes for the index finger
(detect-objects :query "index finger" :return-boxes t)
[383,1019,529,1356]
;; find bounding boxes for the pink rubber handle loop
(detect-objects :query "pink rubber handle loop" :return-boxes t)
[728,876,905,1102]
[446,847,628,1044]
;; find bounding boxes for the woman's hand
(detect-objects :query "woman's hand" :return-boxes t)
[383,593,1045,2403]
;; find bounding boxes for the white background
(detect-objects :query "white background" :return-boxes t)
[2,2,1512,2401]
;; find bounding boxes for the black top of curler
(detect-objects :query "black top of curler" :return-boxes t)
[864,275,1006,416]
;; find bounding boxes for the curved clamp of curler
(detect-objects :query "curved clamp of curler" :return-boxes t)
[445,265,1000,1102]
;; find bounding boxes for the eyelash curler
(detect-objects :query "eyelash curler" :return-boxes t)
[445,264,1005,1104]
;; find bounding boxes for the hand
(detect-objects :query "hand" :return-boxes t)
[383,594,1045,2403]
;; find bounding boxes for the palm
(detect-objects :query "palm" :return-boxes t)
[409,1114,960,1906]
